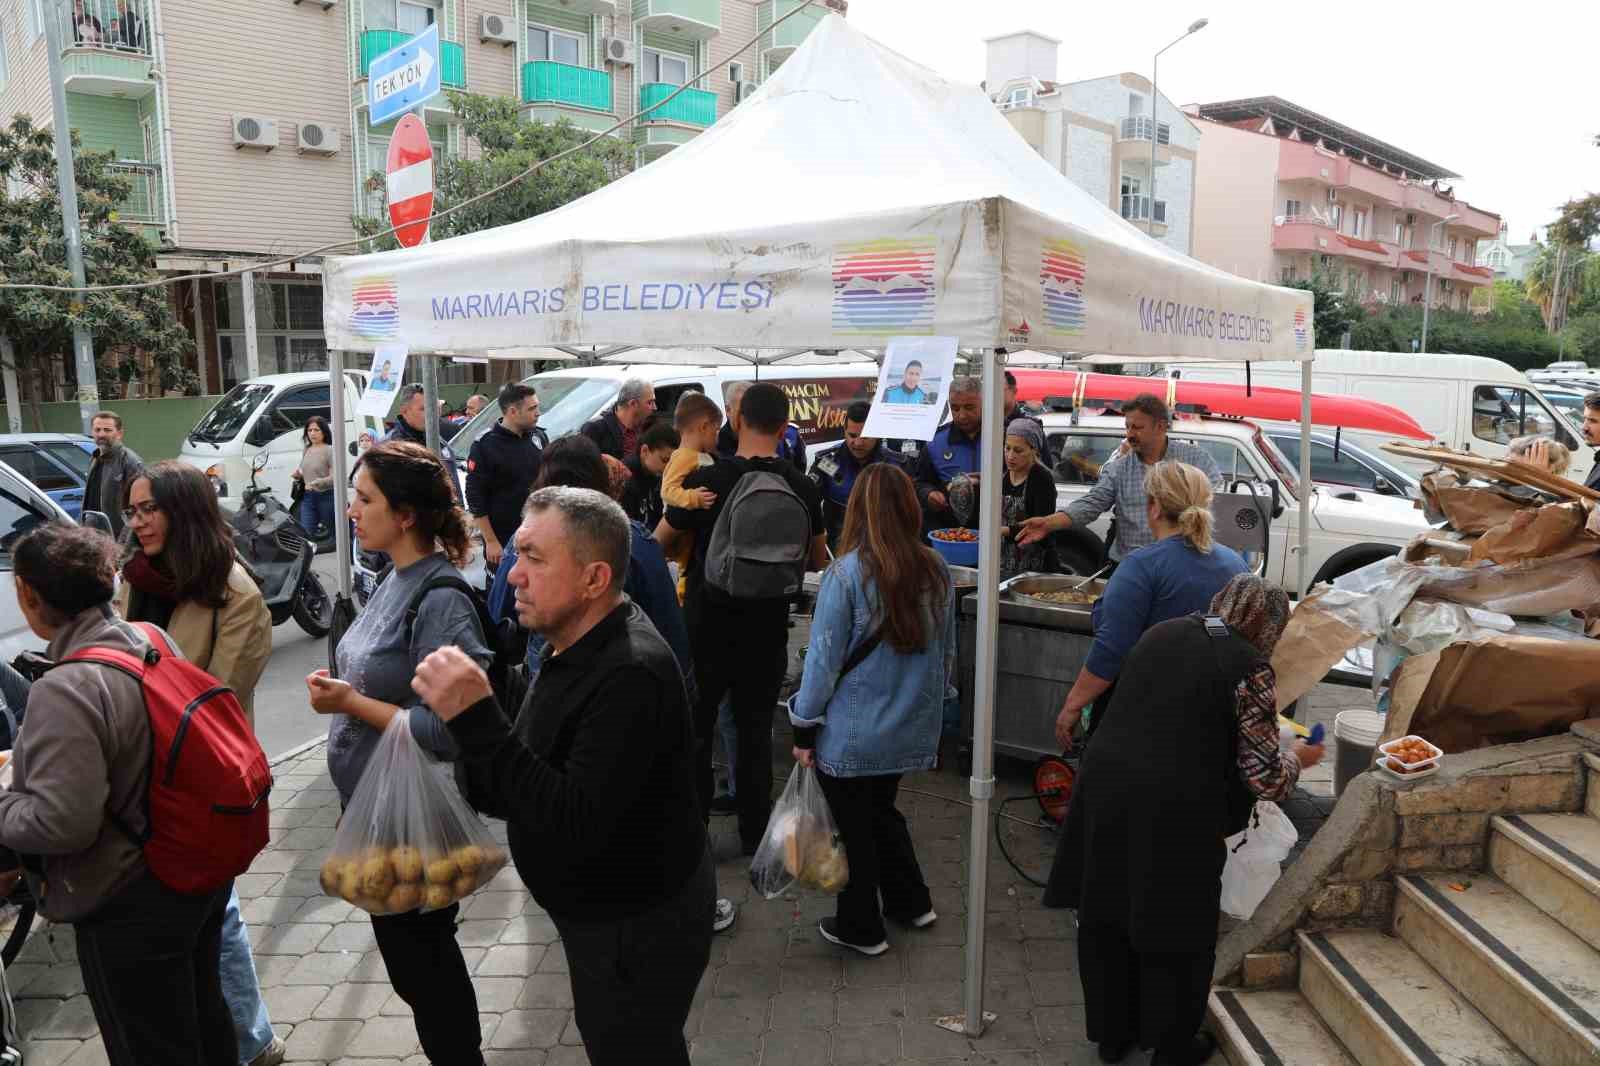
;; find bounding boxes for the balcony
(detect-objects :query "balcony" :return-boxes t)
[1121,196,1167,234]
[638,83,717,127]
[359,29,466,89]
[1399,184,1500,237]
[634,0,721,40]
[56,0,155,96]
[763,0,828,60]
[1119,116,1171,145]
[1272,216,1336,254]
[522,62,612,112]
[105,160,165,227]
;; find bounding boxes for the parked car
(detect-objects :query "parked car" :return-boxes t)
[0,459,104,664]
[1263,430,1421,500]
[1042,412,1432,592]
[0,434,97,520]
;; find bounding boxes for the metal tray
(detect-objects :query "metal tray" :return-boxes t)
[1001,574,1108,605]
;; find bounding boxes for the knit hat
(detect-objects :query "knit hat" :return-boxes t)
[1005,418,1045,456]
[1209,573,1291,657]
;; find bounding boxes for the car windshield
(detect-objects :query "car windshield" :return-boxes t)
[450,376,620,453]
[189,384,274,443]
[1253,429,1300,499]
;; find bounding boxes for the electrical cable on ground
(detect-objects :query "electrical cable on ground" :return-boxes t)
[0,0,822,296]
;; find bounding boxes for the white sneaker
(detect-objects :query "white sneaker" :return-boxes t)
[713,898,737,933]
[818,917,889,957]
[908,909,938,929]
[247,1037,286,1066]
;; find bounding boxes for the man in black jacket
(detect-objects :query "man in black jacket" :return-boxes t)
[465,383,542,570]
[413,486,713,1066]
[1584,394,1600,492]
[580,378,656,460]
[85,412,143,538]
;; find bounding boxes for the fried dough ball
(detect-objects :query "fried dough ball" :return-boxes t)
[360,855,396,898]
[424,883,454,910]
[452,873,478,898]
[453,844,486,875]
[319,857,341,897]
[336,860,362,901]
[425,857,460,885]
[390,845,424,883]
[385,882,423,914]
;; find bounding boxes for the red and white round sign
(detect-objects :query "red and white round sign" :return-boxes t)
[386,114,434,248]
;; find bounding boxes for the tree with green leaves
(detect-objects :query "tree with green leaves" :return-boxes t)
[1285,270,1363,348]
[0,115,199,425]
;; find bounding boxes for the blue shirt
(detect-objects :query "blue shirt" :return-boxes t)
[1084,535,1248,681]
[883,384,928,405]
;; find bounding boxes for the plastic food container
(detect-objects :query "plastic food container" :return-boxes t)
[1373,755,1440,783]
[1376,735,1442,773]
[928,529,979,566]
[1333,709,1385,797]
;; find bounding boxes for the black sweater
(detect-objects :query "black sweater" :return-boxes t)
[464,421,541,547]
[448,602,706,921]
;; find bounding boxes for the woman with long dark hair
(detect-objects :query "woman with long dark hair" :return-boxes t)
[293,414,336,537]
[304,440,489,1065]
[116,461,282,1066]
[788,463,955,956]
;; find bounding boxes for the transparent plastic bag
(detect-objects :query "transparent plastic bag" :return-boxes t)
[321,711,508,915]
[1220,800,1298,920]
[749,765,849,899]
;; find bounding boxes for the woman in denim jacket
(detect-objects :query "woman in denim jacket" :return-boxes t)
[790,464,956,957]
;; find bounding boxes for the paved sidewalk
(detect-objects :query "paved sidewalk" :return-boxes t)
[6,680,1367,1066]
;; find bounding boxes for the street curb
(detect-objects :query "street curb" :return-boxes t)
[270,736,327,767]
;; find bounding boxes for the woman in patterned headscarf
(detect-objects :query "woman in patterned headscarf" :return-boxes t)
[1042,574,1324,1066]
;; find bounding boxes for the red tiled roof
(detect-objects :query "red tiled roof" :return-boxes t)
[1338,235,1386,254]
[1456,263,1493,278]
[1405,251,1429,264]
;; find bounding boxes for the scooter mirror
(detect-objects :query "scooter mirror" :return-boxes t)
[81,510,113,536]
[251,451,270,472]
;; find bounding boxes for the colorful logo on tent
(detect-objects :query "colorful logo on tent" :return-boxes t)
[831,238,936,334]
[1293,307,1309,351]
[1040,239,1086,336]
[350,276,400,340]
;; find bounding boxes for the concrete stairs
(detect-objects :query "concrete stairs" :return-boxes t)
[1209,752,1600,1066]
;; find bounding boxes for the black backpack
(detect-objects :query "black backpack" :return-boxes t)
[403,576,530,720]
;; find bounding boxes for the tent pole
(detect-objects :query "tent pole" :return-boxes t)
[947,347,1003,1039]
[1297,359,1313,598]
[330,354,353,600]
[422,356,441,456]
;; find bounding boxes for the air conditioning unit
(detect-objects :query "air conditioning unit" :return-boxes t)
[735,81,757,103]
[232,115,278,151]
[602,37,635,65]
[479,12,515,45]
[297,123,340,156]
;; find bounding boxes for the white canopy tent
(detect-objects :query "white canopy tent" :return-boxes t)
[322,12,1314,1037]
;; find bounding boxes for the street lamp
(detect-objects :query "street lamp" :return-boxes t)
[1149,18,1208,232]
[1420,212,1460,354]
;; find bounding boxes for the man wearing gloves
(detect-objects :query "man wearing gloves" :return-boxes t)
[411,486,712,1066]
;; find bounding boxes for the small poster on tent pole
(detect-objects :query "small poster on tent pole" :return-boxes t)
[861,336,958,443]
[358,344,408,420]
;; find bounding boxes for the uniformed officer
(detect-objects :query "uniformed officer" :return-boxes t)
[914,375,984,529]
[719,380,807,474]
[813,401,911,548]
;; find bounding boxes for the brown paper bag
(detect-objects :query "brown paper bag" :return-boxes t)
[1270,596,1370,712]
[1467,500,1598,566]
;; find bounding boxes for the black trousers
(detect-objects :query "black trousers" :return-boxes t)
[74,872,235,1066]
[553,844,716,1066]
[371,902,484,1066]
[817,772,932,944]
[691,608,787,850]
[1077,921,1213,1057]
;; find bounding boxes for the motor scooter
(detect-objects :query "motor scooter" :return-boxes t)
[231,453,332,637]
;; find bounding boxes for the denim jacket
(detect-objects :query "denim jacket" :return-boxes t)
[789,551,956,777]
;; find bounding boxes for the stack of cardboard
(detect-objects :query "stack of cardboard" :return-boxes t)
[1272,445,1600,753]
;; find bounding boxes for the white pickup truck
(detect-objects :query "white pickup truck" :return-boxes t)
[1039,412,1431,592]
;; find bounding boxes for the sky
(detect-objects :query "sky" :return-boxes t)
[847,0,1600,246]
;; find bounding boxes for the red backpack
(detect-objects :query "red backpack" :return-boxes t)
[64,622,272,895]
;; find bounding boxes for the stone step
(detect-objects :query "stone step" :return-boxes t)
[1585,752,1600,821]
[1490,813,1600,953]
[1208,987,1357,1066]
[1297,928,1531,1066]
[1395,873,1600,1065]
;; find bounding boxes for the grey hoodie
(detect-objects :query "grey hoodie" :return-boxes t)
[0,606,152,922]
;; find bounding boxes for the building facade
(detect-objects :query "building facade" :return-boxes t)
[983,31,1198,255]
[1188,96,1499,313]
[0,0,838,396]
[1477,222,1540,283]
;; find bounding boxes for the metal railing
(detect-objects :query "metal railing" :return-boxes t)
[1120,195,1167,224]
[638,83,718,127]
[1119,116,1171,144]
[58,0,152,56]
[522,61,612,111]
[104,160,163,224]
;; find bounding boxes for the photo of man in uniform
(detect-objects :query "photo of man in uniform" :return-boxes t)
[882,360,930,405]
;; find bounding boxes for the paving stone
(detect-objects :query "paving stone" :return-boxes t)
[908,945,966,983]
[58,1036,108,1066]
[722,929,789,966]
[985,937,1028,975]
[835,985,905,1026]
[478,943,548,977]
[498,916,559,945]
[18,965,85,998]
[456,918,513,947]
[778,955,841,992]
[712,962,780,1000]
[341,1018,422,1059]
[253,954,300,988]
[465,892,527,920]
[319,922,379,953]
[283,1018,362,1061]
[698,994,768,1036]
[1032,1004,1090,1046]
[559,1014,583,1046]
[380,990,415,1017]
[243,895,305,925]
[15,1040,80,1066]
[256,923,334,955]
[904,979,964,1019]
[345,950,393,982]
[536,942,569,974]
[283,950,363,986]
[829,1022,901,1066]
[471,975,527,1012]
[900,1011,1040,1058]
[261,983,331,1024]
[1021,938,1075,973]
[1018,908,1077,940]
[842,950,910,988]
[516,974,575,1010]
[485,1052,551,1066]
[768,988,834,1031]
[759,1029,830,1066]
[32,996,99,1040]
[543,1048,589,1066]
[312,981,391,1020]
[4,962,50,996]
[289,896,358,924]
[688,1033,761,1066]
[488,1009,568,1050]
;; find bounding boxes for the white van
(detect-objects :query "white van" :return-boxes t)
[179,372,384,511]
[1157,350,1589,482]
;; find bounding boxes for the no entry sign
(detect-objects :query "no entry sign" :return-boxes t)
[386,114,434,248]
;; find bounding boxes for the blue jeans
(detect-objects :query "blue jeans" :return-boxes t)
[716,696,737,798]
[220,886,274,1064]
[298,489,335,537]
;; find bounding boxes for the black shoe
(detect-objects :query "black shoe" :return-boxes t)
[817,917,888,957]
[1150,1031,1215,1066]
[1097,1038,1133,1063]
[709,794,738,816]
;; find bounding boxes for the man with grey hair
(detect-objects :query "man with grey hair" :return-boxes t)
[582,378,658,460]
[719,379,807,471]
[913,375,984,528]
[413,485,712,1066]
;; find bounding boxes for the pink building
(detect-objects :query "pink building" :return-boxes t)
[1188,97,1499,313]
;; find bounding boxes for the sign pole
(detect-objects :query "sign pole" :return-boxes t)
[242,269,262,380]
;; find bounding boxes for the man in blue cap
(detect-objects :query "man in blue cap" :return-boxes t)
[812,401,912,548]
[913,376,983,529]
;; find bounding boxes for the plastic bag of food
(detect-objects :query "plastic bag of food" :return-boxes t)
[1219,800,1298,920]
[749,765,849,899]
[321,711,507,915]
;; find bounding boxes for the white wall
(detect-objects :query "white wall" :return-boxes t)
[1064,122,1111,204]
[984,31,1057,88]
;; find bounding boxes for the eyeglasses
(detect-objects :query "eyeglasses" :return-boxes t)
[121,501,161,523]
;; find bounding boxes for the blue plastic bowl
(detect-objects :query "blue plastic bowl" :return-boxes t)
[928,529,980,566]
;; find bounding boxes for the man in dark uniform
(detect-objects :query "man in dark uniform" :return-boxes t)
[717,381,807,473]
[913,376,983,529]
[813,401,911,548]
[1583,394,1600,492]
[465,382,543,572]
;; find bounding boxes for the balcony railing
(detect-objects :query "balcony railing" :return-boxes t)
[105,160,164,225]
[638,83,717,128]
[359,29,465,89]
[1121,195,1167,224]
[57,0,152,56]
[1119,116,1171,145]
[522,61,612,111]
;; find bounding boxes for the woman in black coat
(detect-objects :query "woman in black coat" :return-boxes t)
[1042,574,1325,1065]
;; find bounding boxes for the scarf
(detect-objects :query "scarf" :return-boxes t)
[123,550,179,606]
[1209,573,1290,658]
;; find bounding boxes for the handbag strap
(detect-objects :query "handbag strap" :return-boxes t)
[837,628,882,686]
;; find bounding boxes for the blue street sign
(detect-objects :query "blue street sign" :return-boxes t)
[368,24,441,127]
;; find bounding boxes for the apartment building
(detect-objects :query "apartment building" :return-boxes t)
[0,0,838,395]
[983,31,1198,255]
[1189,96,1499,313]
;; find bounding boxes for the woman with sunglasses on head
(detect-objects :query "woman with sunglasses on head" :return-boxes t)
[306,440,490,1065]
[117,461,283,1066]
